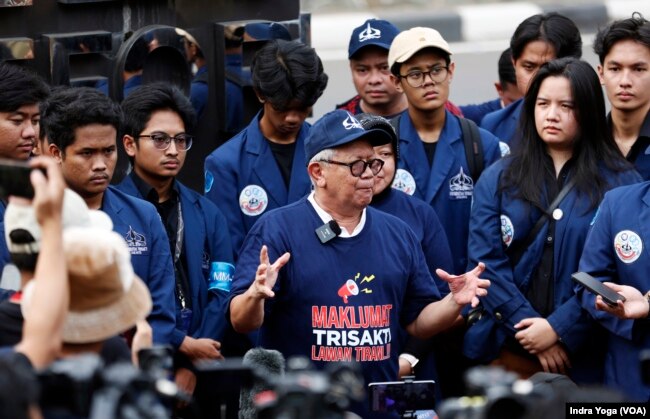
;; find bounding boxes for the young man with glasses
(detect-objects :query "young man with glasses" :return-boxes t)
[204,40,328,259]
[42,86,177,349]
[388,27,502,276]
[228,109,490,418]
[115,83,234,402]
[388,28,502,399]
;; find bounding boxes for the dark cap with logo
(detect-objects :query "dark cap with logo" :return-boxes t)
[348,19,400,59]
[305,110,392,162]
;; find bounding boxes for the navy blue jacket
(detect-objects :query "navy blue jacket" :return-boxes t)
[480,98,523,145]
[394,110,502,274]
[460,98,501,125]
[100,187,177,346]
[204,111,312,257]
[464,159,641,380]
[577,181,650,400]
[610,112,650,181]
[117,177,235,347]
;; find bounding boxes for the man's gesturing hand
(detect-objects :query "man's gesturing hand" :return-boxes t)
[436,262,489,307]
[252,245,291,299]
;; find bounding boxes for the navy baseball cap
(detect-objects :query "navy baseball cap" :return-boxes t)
[348,19,400,59]
[305,110,393,162]
[245,22,291,41]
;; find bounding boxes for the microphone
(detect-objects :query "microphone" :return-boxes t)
[315,219,341,244]
[239,348,285,419]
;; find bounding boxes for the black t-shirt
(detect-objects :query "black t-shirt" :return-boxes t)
[422,141,438,167]
[266,139,296,188]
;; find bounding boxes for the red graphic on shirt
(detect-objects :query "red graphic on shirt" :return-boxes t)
[336,273,375,303]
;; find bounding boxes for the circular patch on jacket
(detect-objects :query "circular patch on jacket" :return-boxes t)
[392,169,416,195]
[614,230,642,264]
[204,170,214,193]
[500,215,514,247]
[239,184,268,216]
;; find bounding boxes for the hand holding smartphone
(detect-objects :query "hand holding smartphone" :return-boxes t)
[572,271,626,306]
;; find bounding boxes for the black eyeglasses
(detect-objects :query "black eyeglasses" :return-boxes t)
[400,66,449,88]
[319,158,384,177]
[139,132,194,151]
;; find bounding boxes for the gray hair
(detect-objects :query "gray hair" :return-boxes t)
[308,148,336,187]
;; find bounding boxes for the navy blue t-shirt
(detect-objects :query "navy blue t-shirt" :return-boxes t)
[229,198,441,415]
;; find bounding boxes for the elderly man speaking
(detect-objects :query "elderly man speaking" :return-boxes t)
[227,109,489,416]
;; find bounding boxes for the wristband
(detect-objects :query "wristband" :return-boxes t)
[399,353,419,375]
[645,291,650,319]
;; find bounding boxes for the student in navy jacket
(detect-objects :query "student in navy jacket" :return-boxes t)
[0,62,49,273]
[40,87,177,346]
[465,58,642,383]
[480,12,582,145]
[117,83,234,399]
[460,48,522,125]
[386,27,502,275]
[594,14,650,180]
[577,181,650,401]
[204,40,328,258]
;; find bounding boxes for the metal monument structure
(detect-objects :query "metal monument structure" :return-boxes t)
[0,0,307,191]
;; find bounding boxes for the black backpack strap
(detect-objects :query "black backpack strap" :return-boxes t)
[508,177,577,267]
[459,117,484,182]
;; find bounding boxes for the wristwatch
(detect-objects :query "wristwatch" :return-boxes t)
[399,353,419,375]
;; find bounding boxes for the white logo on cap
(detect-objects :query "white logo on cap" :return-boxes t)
[359,22,381,42]
[342,113,363,130]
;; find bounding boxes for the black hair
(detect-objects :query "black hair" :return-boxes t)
[510,13,582,61]
[594,12,650,64]
[40,87,122,152]
[0,62,49,113]
[390,47,451,77]
[251,39,328,111]
[121,82,196,140]
[501,57,630,211]
[498,48,517,86]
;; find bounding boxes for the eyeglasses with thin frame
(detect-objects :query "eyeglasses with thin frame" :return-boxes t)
[139,132,194,151]
[319,158,384,177]
[400,66,449,88]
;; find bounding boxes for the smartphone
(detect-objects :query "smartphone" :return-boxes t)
[0,158,35,199]
[572,271,626,306]
[369,380,436,413]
